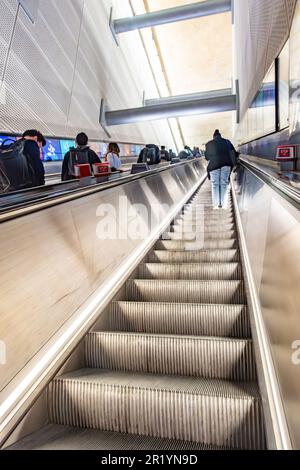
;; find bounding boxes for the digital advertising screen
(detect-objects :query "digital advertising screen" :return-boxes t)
[0,135,16,146]
[60,140,75,157]
[42,139,62,162]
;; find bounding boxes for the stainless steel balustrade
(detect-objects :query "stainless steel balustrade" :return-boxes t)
[2,157,300,449]
[0,159,206,446]
[232,159,300,448]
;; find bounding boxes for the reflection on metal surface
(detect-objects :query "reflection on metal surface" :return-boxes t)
[232,174,291,450]
[0,159,206,445]
[240,156,300,207]
[234,164,300,449]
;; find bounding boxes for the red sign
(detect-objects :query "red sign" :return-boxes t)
[93,163,110,175]
[276,145,296,161]
[74,164,91,178]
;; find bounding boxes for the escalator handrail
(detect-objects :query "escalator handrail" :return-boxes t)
[240,156,300,207]
[0,159,200,223]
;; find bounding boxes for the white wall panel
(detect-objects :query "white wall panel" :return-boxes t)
[234,0,296,118]
[0,0,175,148]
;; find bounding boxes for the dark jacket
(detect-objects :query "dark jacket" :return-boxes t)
[160,149,170,161]
[62,146,100,181]
[23,140,45,187]
[205,136,235,173]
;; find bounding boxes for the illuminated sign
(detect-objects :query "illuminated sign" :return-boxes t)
[276,145,296,161]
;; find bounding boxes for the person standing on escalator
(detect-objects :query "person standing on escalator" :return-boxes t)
[61,132,100,181]
[104,143,122,172]
[205,129,237,210]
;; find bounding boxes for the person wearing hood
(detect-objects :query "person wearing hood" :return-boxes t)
[61,132,100,181]
[205,129,237,210]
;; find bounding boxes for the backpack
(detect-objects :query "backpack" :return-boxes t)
[68,148,90,177]
[225,140,239,167]
[147,147,157,165]
[138,146,160,165]
[0,139,33,193]
[137,148,149,164]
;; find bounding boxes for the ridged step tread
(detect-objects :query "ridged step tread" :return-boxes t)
[155,239,237,251]
[125,280,245,304]
[178,215,234,224]
[48,370,265,450]
[184,209,233,215]
[106,301,251,338]
[166,231,236,241]
[8,425,226,450]
[138,263,242,280]
[149,249,240,263]
[85,332,256,381]
[174,222,236,232]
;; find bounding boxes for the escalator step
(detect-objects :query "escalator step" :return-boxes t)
[174,222,236,231]
[166,231,236,241]
[138,263,242,280]
[48,370,265,450]
[148,249,240,263]
[107,301,251,338]
[8,424,229,450]
[85,332,256,381]
[155,240,237,250]
[125,280,245,304]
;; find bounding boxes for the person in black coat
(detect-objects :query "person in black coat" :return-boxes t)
[22,129,45,187]
[205,129,237,209]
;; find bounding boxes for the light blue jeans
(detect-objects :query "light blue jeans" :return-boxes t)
[210,166,231,208]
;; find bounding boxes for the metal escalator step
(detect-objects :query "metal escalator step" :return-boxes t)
[156,240,237,250]
[149,249,240,263]
[138,263,242,280]
[125,280,245,304]
[108,301,251,338]
[167,231,236,241]
[176,217,235,225]
[184,207,233,213]
[8,424,227,450]
[172,222,236,232]
[85,332,256,381]
[181,211,234,219]
[48,370,265,450]
[176,218,235,227]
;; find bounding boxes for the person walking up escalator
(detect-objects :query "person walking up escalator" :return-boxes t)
[205,129,237,210]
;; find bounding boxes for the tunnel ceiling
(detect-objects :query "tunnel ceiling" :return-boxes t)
[129,0,234,147]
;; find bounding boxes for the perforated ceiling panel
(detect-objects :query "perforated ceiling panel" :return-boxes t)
[0,0,18,81]
[0,0,176,148]
[234,0,297,118]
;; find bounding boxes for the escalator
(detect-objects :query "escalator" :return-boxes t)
[8,180,266,451]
